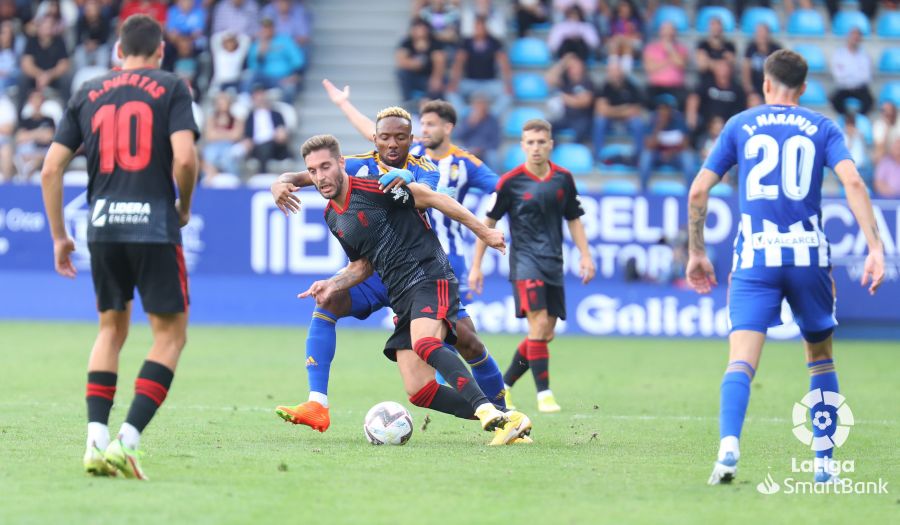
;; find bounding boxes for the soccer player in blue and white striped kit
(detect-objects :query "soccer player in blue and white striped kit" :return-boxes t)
[686,49,885,485]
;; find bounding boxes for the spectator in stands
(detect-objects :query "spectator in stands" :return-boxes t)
[699,116,727,181]
[118,0,167,27]
[395,18,446,102]
[514,0,550,38]
[243,18,304,103]
[171,38,200,97]
[19,16,70,106]
[240,85,290,174]
[639,94,694,188]
[35,0,67,36]
[605,0,643,74]
[0,0,33,27]
[212,0,259,37]
[447,16,512,117]
[875,136,900,197]
[73,0,111,71]
[261,0,311,49]
[547,4,599,61]
[695,16,735,82]
[843,112,873,185]
[210,30,251,93]
[460,0,506,39]
[0,93,14,181]
[166,0,207,52]
[823,0,878,22]
[830,27,873,115]
[686,60,745,143]
[592,61,645,164]
[546,52,594,143]
[642,22,688,109]
[874,102,900,163]
[456,93,501,170]
[418,0,461,48]
[14,89,55,180]
[0,21,17,93]
[202,91,245,180]
[742,23,781,107]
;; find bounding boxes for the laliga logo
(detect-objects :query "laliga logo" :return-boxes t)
[791,389,854,451]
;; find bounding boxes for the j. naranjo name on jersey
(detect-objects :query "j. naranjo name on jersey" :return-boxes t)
[91,199,151,227]
[741,112,819,137]
[88,73,167,102]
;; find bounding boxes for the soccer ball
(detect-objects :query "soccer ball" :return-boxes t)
[363,401,413,446]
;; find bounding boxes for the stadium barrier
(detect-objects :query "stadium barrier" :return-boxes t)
[1,186,897,339]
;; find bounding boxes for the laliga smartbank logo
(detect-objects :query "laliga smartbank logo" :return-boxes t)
[756,390,889,496]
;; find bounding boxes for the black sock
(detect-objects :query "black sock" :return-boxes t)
[409,379,476,419]
[503,338,530,387]
[413,338,491,410]
[527,339,550,392]
[125,360,174,433]
[86,371,117,424]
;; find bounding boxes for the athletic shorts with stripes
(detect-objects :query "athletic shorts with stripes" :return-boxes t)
[383,278,459,361]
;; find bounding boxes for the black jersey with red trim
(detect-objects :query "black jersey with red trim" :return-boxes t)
[53,67,199,244]
[486,162,584,285]
[324,176,457,306]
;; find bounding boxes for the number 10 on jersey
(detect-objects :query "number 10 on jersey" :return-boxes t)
[91,101,154,174]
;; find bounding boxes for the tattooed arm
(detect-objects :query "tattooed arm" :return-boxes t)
[685,168,721,294]
[298,258,374,303]
[834,159,885,295]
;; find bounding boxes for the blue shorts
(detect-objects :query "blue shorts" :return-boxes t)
[728,266,836,339]
[348,271,469,320]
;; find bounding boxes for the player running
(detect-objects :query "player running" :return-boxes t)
[470,119,596,413]
[40,15,200,480]
[298,134,531,445]
[686,49,885,485]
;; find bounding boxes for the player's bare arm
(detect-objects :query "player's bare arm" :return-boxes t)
[833,159,886,294]
[567,218,596,284]
[298,258,374,303]
[468,216,499,295]
[322,79,376,140]
[686,168,720,294]
[171,129,199,227]
[406,183,506,254]
[40,142,78,278]
[271,170,313,216]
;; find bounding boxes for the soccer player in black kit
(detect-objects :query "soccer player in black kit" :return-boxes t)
[470,119,596,413]
[298,134,533,445]
[40,15,199,480]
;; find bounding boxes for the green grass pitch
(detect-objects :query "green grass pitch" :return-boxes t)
[0,322,896,524]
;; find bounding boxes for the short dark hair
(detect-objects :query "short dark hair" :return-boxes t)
[119,15,162,58]
[420,100,457,125]
[764,49,808,90]
[301,134,342,160]
[522,118,552,134]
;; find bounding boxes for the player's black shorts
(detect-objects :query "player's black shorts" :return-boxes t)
[89,242,189,314]
[512,279,566,320]
[383,278,459,361]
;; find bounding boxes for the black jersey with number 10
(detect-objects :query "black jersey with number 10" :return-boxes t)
[53,68,199,244]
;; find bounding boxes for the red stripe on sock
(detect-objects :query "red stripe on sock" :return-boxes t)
[409,379,440,407]
[135,378,169,406]
[516,338,528,358]
[413,337,443,362]
[86,384,116,401]
[527,340,549,360]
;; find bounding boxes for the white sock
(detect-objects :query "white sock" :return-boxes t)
[718,435,740,462]
[118,423,141,450]
[537,389,554,401]
[308,391,328,408]
[475,402,496,414]
[87,422,110,450]
[504,384,512,391]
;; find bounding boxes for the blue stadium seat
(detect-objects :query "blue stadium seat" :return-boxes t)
[648,179,687,197]
[877,11,900,38]
[510,38,552,68]
[503,146,526,172]
[651,6,689,34]
[551,144,593,175]
[710,184,735,198]
[513,73,548,101]
[787,9,826,36]
[504,107,545,138]
[793,44,827,73]
[598,143,635,163]
[799,78,828,107]
[696,6,736,33]
[838,113,874,145]
[601,179,640,195]
[741,7,780,34]
[879,48,900,73]
[879,82,900,105]
[833,10,871,36]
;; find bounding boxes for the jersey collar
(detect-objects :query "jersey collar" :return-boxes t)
[373,151,414,172]
[522,161,555,183]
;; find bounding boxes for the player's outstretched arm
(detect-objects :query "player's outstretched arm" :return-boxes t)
[468,216,498,295]
[407,182,506,254]
[271,170,312,216]
[171,130,199,227]
[298,258,374,303]
[567,218,596,284]
[322,79,376,142]
[40,142,77,278]
[834,159,886,294]
[685,168,720,294]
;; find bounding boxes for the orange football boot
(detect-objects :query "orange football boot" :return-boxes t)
[275,401,331,432]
